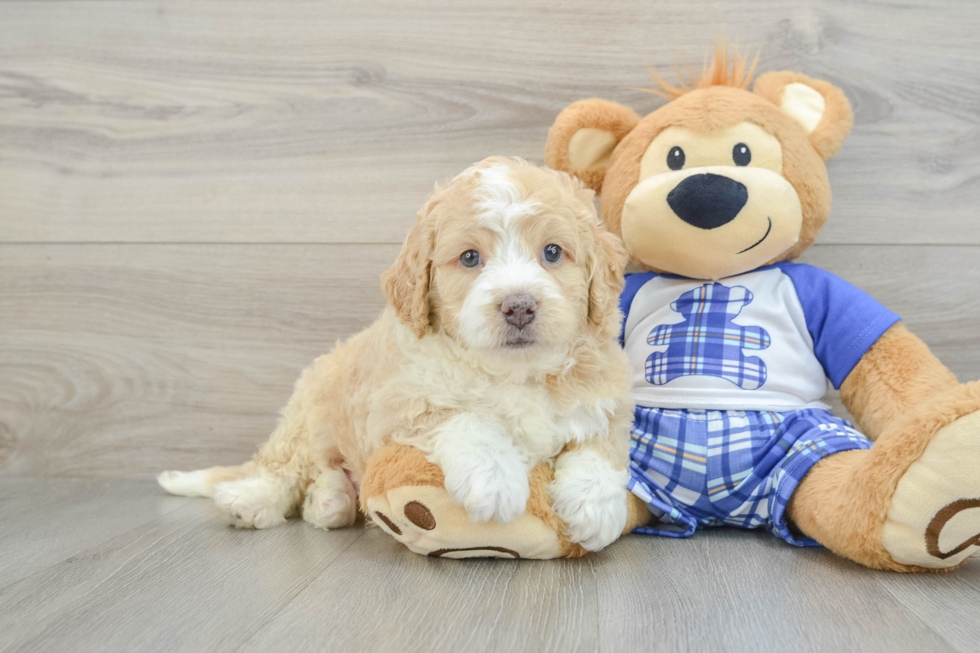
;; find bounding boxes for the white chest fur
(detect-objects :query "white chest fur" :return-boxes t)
[382,324,616,464]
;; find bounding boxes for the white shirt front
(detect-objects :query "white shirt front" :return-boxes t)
[623,267,830,412]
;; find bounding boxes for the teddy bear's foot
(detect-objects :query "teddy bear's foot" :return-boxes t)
[360,443,586,559]
[881,409,980,569]
[367,484,566,559]
[790,382,980,571]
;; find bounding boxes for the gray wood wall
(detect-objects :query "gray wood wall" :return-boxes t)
[2,0,979,479]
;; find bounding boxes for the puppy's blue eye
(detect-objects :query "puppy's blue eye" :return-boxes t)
[543,244,563,263]
[460,250,481,268]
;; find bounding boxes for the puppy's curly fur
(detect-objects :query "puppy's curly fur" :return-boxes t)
[159,157,634,551]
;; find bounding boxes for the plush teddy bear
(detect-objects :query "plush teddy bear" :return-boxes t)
[365,44,980,570]
[538,44,980,571]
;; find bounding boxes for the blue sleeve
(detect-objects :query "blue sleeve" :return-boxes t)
[779,263,901,389]
[619,272,658,346]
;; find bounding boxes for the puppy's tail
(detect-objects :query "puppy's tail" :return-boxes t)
[157,461,256,498]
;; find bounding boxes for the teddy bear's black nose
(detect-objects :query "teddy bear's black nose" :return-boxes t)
[667,173,748,230]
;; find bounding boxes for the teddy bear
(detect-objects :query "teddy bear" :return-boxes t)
[363,44,980,571]
[537,44,980,571]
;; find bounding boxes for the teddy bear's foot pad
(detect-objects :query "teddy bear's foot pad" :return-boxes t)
[882,410,980,569]
[367,484,562,559]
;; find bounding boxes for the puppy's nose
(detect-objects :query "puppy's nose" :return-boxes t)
[500,292,537,329]
[667,173,748,230]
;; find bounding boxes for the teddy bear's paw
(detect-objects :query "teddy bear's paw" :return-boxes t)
[365,484,563,559]
[882,410,980,569]
[549,450,629,551]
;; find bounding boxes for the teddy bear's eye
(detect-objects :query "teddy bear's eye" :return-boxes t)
[667,146,685,171]
[733,143,751,166]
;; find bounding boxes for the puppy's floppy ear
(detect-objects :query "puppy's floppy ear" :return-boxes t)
[587,228,628,334]
[545,99,640,194]
[381,204,435,338]
[753,71,854,160]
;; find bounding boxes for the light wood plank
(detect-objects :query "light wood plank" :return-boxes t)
[0,479,978,653]
[0,243,396,477]
[1,3,979,652]
[239,527,598,653]
[0,477,191,589]
[1,243,978,478]
[874,564,980,652]
[0,484,365,653]
[2,0,980,244]
[595,531,966,652]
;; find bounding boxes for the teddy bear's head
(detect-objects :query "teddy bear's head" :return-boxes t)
[545,46,853,280]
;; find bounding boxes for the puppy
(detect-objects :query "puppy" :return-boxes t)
[158,157,634,551]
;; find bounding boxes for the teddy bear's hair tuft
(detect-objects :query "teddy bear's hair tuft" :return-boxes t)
[639,39,760,100]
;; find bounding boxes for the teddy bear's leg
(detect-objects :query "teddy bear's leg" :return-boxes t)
[626,492,654,531]
[360,443,589,559]
[788,381,980,571]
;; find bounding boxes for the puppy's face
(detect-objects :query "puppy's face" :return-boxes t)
[432,167,585,353]
[382,158,625,363]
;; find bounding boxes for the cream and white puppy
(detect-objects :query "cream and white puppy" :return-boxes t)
[159,157,634,551]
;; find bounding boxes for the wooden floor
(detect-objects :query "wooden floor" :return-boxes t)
[3,0,980,651]
[0,478,977,653]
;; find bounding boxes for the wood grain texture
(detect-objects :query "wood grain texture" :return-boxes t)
[0,479,977,653]
[874,565,980,653]
[595,532,961,653]
[0,243,397,477]
[1,243,978,478]
[3,0,980,244]
[0,482,365,653]
[0,477,191,588]
[2,1,980,651]
[239,526,599,653]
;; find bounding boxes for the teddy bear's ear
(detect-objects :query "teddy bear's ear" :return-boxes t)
[545,99,640,193]
[753,71,854,160]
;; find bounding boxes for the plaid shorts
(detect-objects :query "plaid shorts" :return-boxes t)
[628,407,872,546]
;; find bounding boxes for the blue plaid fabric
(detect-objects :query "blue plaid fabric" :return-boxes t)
[645,283,771,390]
[628,406,872,546]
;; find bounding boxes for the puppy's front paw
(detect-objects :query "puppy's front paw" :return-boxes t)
[549,450,628,551]
[430,414,531,524]
[442,449,530,524]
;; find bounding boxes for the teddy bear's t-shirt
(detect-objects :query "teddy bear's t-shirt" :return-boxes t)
[619,262,900,412]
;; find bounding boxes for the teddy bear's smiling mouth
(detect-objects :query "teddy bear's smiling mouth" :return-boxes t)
[736,217,772,254]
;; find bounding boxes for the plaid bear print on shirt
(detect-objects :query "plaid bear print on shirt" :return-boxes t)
[645,283,771,390]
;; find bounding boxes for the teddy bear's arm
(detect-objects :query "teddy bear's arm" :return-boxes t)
[839,322,958,440]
